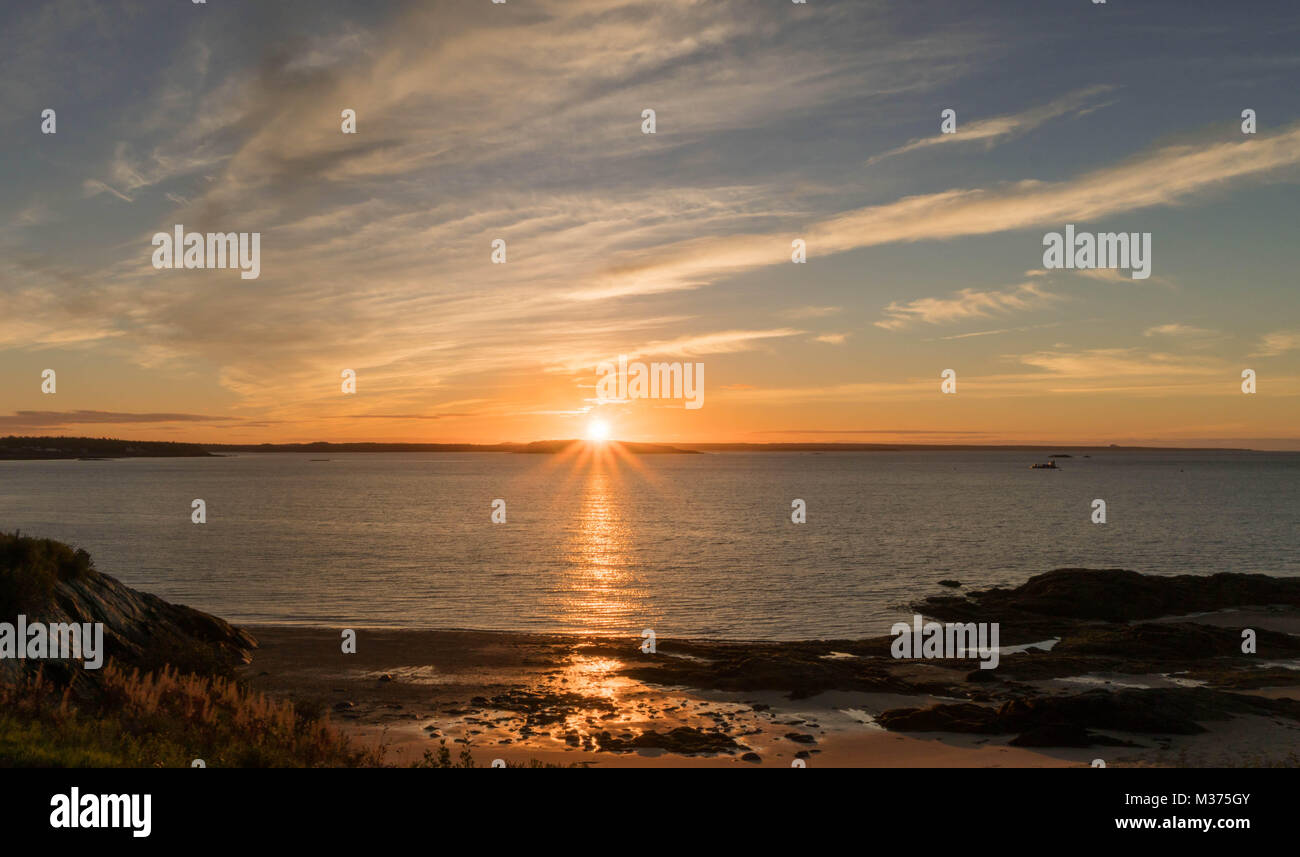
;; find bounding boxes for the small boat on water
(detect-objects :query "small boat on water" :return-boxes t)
[1030,461,1058,469]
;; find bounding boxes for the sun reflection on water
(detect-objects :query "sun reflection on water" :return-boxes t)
[558,445,645,635]
[537,442,670,739]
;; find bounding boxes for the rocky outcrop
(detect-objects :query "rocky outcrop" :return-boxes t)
[1,562,256,694]
[878,688,1300,738]
[877,570,1300,746]
[919,568,1300,625]
[615,568,1300,749]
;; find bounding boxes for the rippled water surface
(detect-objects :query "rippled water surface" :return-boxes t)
[2,449,1295,639]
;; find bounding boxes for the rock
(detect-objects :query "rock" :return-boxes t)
[623,651,899,699]
[378,673,394,682]
[785,732,816,744]
[879,688,1300,737]
[741,752,762,763]
[1063,622,1300,659]
[1008,725,1136,748]
[877,702,998,733]
[0,536,257,695]
[595,727,740,755]
[920,569,1300,624]
[938,579,962,588]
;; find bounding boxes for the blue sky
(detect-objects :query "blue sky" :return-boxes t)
[2,0,1298,446]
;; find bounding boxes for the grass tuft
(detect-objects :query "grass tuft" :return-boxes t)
[0,531,94,615]
[0,662,381,768]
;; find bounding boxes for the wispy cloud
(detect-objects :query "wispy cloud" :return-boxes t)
[934,320,1070,341]
[875,282,1058,330]
[1007,347,1239,395]
[570,123,1300,301]
[866,85,1118,166]
[81,179,134,203]
[1252,330,1300,357]
[559,328,804,373]
[1144,323,1215,337]
[3,0,1297,445]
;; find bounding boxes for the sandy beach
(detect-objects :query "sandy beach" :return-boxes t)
[238,597,1300,768]
[237,626,1077,767]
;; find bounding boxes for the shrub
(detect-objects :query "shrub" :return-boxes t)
[0,532,95,615]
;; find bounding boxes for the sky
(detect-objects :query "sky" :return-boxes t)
[2,0,1298,447]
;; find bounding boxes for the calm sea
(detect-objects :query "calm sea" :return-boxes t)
[1,450,1296,640]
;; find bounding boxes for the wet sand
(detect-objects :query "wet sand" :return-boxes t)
[238,623,1300,767]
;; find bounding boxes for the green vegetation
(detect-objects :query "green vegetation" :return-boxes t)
[0,531,93,615]
[0,436,213,460]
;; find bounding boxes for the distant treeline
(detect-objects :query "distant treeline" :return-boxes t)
[206,441,1245,454]
[0,436,1252,460]
[205,440,698,454]
[205,441,521,453]
[207,440,1246,453]
[0,436,214,460]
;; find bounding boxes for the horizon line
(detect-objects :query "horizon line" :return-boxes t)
[7,434,1296,453]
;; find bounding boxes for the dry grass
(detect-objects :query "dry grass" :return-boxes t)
[0,662,383,768]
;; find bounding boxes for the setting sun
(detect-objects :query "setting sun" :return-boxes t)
[4,0,1300,794]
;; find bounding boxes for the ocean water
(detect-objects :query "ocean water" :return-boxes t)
[1,449,1296,639]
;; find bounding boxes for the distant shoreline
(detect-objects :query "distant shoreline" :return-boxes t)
[0,434,1271,460]
[199,440,1260,453]
[0,436,215,461]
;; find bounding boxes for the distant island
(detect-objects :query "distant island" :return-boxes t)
[0,436,215,460]
[205,439,698,454]
[200,440,1250,454]
[0,435,1258,460]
